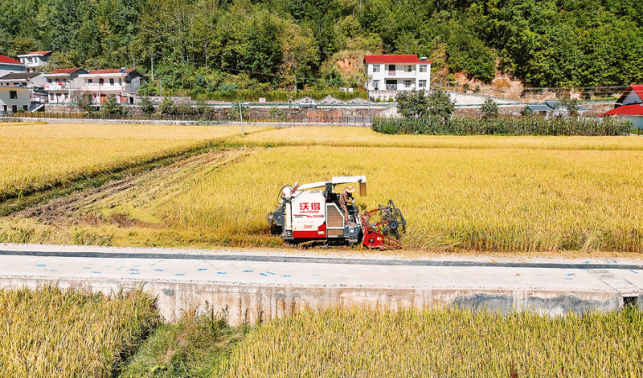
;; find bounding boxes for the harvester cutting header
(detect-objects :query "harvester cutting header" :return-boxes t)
[267,176,406,249]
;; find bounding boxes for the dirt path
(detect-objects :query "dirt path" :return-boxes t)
[14,148,254,227]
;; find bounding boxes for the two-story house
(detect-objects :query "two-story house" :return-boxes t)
[364,55,432,100]
[0,86,31,113]
[77,68,146,104]
[0,56,26,77]
[0,72,47,104]
[42,68,88,105]
[17,51,52,72]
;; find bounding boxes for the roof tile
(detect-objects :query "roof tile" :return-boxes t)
[0,55,23,65]
[364,55,433,64]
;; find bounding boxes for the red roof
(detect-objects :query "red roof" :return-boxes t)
[364,55,433,64]
[601,104,643,116]
[616,84,643,105]
[26,51,51,56]
[87,68,135,74]
[0,55,23,65]
[50,68,83,74]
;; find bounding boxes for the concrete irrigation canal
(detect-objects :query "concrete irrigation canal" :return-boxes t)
[0,243,642,325]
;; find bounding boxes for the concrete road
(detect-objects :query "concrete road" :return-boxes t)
[0,243,641,324]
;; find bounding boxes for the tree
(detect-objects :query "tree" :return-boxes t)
[562,98,581,117]
[427,88,455,123]
[71,91,94,112]
[159,97,178,115]
[101,95,130,115]
[229,101,248,120]
[481,98,499,119]
[396,90,430,119]
[140,96,155,115]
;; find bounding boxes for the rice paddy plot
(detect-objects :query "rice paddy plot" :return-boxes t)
[219,308,643,377]
[0,123,269,199]
[0,286,159,378]
[157,146,643,252]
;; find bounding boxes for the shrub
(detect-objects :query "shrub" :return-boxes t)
[159,97,178,115]
[140,96,155,115]
[481,98,499,119]
[372,116,631,136]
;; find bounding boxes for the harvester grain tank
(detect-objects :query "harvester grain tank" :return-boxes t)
[266,176,406,249]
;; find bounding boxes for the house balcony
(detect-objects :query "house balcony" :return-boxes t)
[81,83,126,92]
[45,83,71,91]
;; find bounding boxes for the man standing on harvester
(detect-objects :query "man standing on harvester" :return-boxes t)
[339,185,356,223]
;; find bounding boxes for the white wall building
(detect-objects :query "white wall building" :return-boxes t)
[0,56,26,77]
[17,51,52,72]
[43,68,88,105]
[78,69,146,104]
[0,86,31,113]
[0,72,47,104]
[364,55,432,100]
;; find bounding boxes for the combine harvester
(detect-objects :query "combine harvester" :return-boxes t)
[267,176,406,249]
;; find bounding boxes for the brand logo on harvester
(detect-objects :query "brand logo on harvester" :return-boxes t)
[298,202,321,213]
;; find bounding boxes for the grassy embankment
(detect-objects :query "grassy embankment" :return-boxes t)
[3,125,643,253]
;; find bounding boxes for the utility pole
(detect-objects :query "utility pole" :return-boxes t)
[239,100,244,136]
[151,56,154,82]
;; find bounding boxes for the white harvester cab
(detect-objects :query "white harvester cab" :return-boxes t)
[268,176,367,244]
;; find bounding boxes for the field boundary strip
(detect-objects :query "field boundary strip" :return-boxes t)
[1,249,642,270]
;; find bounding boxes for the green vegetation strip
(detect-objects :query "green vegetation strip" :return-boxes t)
[372,116,631,136]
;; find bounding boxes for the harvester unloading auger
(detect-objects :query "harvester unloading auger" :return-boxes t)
[266,177,406,249]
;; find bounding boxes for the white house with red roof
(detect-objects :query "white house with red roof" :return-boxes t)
[42,68,88,105]
[0,55,26,77]
[601,85,643,129]
[364,55,432,99]
[78,68,146,104]
[17,51,53,72]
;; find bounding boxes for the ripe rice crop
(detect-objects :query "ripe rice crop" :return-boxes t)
[0,286,159,378]
[219,307,643,377]
[0,123,267,200]
[237,126,643,151]
[158,146,643,252]
[372,116,631,136]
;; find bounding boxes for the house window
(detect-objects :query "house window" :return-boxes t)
[373,80,379,90]
[48,79,52,83]
[404,80,412,88]
[419,80,427,88]
[99,79,104,85]
[118,79,122,85]
[372,65,380,73]
[110,78,115,86]
[49,94,54,101]
[23,105,28,111]
[64,93,69,100]
[405,65,412,73]
[9,91,17,99]
[419,64,427,72]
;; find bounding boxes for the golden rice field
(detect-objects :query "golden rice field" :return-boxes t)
[0,286,159,378]
[219,308,643,377]
[154,146,643,252]
[0,123,267,199]
[236,126,643,150]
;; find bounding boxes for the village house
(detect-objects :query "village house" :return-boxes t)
[43,68,88,105]
[364,55,432,100]
[17,51,52,72]
[0,86,31,113]
[601,84,643,129]
[524,100,589,117]
[0,55,26,77]
[77,68,146,104]
[0,72,47,105]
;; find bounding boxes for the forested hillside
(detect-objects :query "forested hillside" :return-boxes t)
[1,0,642,92]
